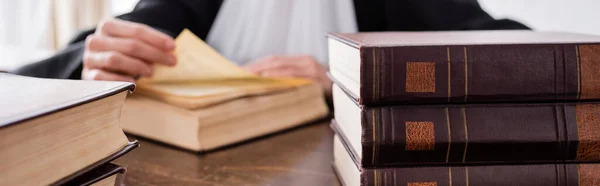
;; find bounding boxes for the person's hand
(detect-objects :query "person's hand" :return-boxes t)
[82,18,177,82]
[243,55,332,97]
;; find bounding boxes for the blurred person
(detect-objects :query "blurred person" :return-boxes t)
[13,0,528,99]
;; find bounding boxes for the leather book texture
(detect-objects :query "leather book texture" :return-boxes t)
[358,164,600,186]
[332,95,600,166]
[0,73,135,127]
[334,125,600,186]
[328,31,600,106]
[51,141,138,186]
[58,163,125,186]
[334,162,600,186]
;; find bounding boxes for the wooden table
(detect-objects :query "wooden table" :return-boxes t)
[114,121,341,186]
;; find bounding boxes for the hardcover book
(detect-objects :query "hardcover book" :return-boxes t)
[121,83,328,152]
[333,134,600,186]
[332,83,600,167]
[0,73,138,185]
[327,30,600,106]
[120,29,329,151]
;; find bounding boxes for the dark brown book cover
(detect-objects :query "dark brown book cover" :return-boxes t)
[335,159,600,186]
[57,163,126,186]
[331,84,600,166]
[334,129,600,186]
[328,31,600,106]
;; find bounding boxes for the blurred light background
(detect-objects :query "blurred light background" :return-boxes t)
[0,0,599,71]
[0,0,138,71]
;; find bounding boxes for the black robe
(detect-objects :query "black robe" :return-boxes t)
[12,0,529,79]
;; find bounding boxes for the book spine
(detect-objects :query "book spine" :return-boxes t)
[360,103,600,166]
[359,44,600,105]
[361,164,599,186]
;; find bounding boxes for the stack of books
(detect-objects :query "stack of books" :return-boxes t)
[119,29,329,152]
[327,30,600,185]
[0,73,138,185]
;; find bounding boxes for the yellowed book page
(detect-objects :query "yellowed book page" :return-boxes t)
[139,78,309,98]
[135,82,319,110]
[136,29,312,104]
[139,29,256,83]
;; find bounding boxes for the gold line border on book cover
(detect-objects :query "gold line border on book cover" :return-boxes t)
[465,167,470,186]
[574,105,581,155]
[462,108,469,162]
[372,109,377,165]
[576,45,581,99]
[373,48,378,101]
[464,47,468,102]
[447,47,451,102]
[577,164,581,186]
[449,167,453,186]
[374,169,378,186]
[445,108,451,163]
[372,48,378,165]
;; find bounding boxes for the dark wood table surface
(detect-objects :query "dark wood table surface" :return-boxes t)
[114,121,341,186]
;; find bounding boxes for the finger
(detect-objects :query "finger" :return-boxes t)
[86,35,176,66]
[97,19,175,51]
[83,68,136,83]
[83,51,153,77]
[259,67,301,78]
[262,66,325,81]
[245,56,296,72]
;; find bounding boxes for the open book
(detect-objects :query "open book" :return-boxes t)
[121,29,329,152]
[136,29,311,109]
